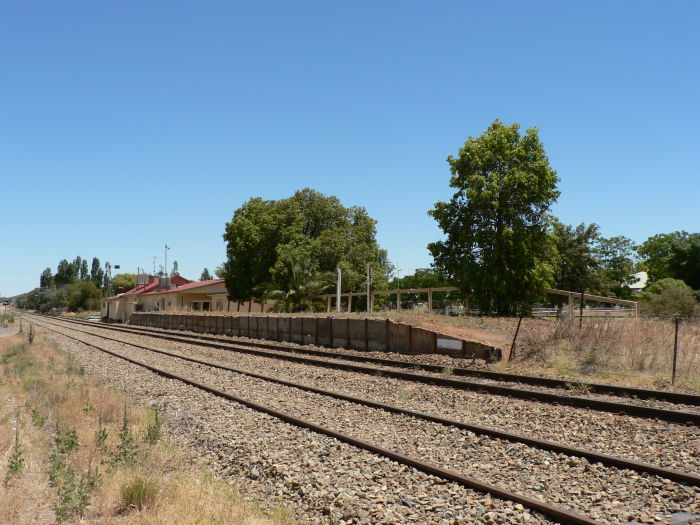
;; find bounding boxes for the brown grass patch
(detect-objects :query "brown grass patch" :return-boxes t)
[0,330,292,524]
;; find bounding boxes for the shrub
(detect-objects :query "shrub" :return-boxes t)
[120,477,159,511]
[639,278,699,318]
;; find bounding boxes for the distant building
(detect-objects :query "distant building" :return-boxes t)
[101,275,271,322]
[629,271,649,295]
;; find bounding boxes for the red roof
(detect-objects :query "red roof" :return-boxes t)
[107,274,192,299]
[139,278,225,296]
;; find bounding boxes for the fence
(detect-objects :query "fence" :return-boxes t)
[322,287,639,318]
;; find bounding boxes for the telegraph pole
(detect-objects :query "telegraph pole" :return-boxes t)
[366,263,373,312]
[336,267,342,313]
[165,244,171,280]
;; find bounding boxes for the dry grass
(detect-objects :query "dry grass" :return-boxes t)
[514,317,700,391]
[306,310,700,391]
[0,331,292,524]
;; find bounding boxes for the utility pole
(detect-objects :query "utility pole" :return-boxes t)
[152,256,157,276]
[165,244,171,281]
[366,264,373,312]
[336,267,342,313]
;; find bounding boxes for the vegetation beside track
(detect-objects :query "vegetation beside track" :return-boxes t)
[0,324,291,524]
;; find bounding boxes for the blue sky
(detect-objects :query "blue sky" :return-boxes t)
[1,1,698,297]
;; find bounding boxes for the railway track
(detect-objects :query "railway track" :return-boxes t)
[46,315,700,424]
[66,317,699,405]
[27,315,700,524]
[29,314,700,485]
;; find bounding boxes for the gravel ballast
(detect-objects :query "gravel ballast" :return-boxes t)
[37,321,700,524]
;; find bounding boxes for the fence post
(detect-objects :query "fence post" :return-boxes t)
[672,316,680,385]
[428,288,433,312]
[509,315,523,361]
[579,290,585,329]
[568,293,574,319]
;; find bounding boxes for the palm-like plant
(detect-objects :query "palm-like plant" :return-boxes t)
[256,262,336,313]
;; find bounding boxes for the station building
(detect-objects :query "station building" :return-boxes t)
[101,275,271,322]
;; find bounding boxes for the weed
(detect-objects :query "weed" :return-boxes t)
[64,356,85,376]
[111,404,137,467]
[49,451,70,484]
[31,407,48,428]
[120,476,159,511]
[144,408,162,444]
[21,375,45,390]
[19,319,23,332]
[55,426,80,455]
[54,465,97,521]
[4,425,25,485]
[397,390,412,402]
[95,424,108,449]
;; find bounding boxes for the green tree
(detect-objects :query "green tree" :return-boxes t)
[65,280,102,312]
[592,236,637,298]
[90,258,104,288]
[111,273,137,294]
[255,261,336,312]
[71,257,82,281]
[638,278,698,318]
[214,264,226,279]
[223,188,390,302]
[171,261,180,276]
[636,231,689,282]
[55,259,74,286]
[200,268,212,281]
[428,120,560,316]
[551,222,600,293]
[668,233,700,290]
[79,259,89,280]
[40,268,54,289]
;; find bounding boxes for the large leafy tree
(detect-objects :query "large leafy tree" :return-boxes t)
[111,273,137,294]
[636,231,689,282]
[668,233,700,290]
[223,188,390,303]
[592,235,637,298]
[200,268,212,281]
[428,120,560,316]
[551,221,600,293]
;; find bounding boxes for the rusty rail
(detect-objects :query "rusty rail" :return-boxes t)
[47,316,700,425]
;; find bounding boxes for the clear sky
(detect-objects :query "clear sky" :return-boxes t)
[1,1,698,297]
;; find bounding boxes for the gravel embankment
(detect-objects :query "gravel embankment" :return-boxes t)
[39,323,700,525]
[62,321,700,473]
[40,328,556,525]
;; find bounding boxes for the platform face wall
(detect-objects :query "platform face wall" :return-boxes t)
[127,313,500,361]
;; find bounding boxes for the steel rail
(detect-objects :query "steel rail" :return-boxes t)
[30,316,600,525]
[30,316,700,486]
[61,316,700,406]
[38,316,700,425]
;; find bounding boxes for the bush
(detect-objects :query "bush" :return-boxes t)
[639,278,699,318]
[120,477,159,511]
